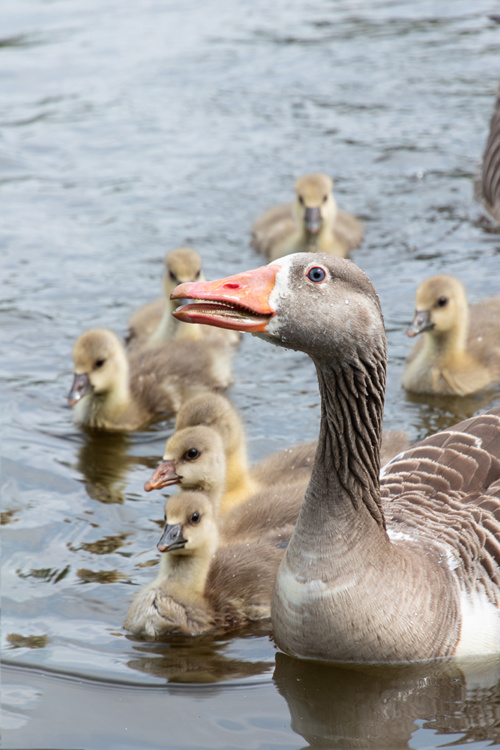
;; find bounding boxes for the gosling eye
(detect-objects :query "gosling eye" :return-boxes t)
[169,270,177,282]
[437,297,448,308]
[194,269,201,280]
[306,266,327,283]
[190,512,201,524]
[95,358,105,369]
[298,195,304,206]
[185,448,200,460]
[322,194,328,203]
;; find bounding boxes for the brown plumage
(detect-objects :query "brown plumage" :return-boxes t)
[170,253,500,663]
[127,247,239,349]
[68,328,233,431]
[476,86,500,221]
[251,173,363,261]
[403,275,500,395]
[124,491,291,637]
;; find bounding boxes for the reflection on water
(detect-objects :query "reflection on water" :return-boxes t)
[75,429,153,504]
[126,623,274,684]
[274,653,500,749]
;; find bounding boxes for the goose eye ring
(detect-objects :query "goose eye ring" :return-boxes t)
[306,266,327,283]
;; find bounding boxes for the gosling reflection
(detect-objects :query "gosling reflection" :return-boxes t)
[125,621,273,684]
[404,386,500,442]
[273,653,500,749]
[75,430,157,504]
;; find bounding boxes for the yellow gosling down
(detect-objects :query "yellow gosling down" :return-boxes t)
[124,491,292,638]
[403,274,500,396]
[251,173,363,261]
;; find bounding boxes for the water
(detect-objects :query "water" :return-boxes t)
[2,0,500,747]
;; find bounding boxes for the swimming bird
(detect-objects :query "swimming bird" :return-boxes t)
[403,274,500,396]
[124,490,291,637]
[171,252,500,664]
[144,423,308,541]
[68,328,233,431]
[251,173,363,261]
[127,247,239,349]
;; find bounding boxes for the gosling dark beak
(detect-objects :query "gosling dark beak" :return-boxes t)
[406,310,434,338]
[304,207,322,233]
[68,373,92,406]
[144,460,181,492]
[157,523,187,553]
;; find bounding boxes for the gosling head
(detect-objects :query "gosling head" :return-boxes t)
[163,247,205,304]
[407,275,468,338]
[157,491,218,557]
[293,173,338,235]
[144,425,226,500]
[175,393,244,456]
[68,329,128,406]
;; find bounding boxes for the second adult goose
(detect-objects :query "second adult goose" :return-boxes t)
[171,252,500,664]
[251,173,363,261]
[403,275,500,396]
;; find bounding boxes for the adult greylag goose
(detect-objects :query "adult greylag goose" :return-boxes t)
[124,490,292,637]
[251,173,363,261]
[403,274,500,396]
[68,328,233,431]
[127,247,239,349]
[144,424,308,540]
[476,86,500,222]
[171,252,500,664]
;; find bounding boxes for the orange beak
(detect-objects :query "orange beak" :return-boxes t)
[170,264,279,333]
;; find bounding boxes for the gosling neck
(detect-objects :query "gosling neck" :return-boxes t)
[156,539,216,599]
[423,308,469,364]
[223,441,260,513]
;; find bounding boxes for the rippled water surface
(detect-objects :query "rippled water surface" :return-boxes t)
[2,0,500,748]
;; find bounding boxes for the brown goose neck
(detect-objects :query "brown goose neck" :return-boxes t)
[311,351,386,528]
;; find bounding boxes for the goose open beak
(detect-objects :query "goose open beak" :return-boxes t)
[157,523,187,553]
[144,460,181,492]
[406,310,434,338]
[171,264,279,332]
[68,373,92,406]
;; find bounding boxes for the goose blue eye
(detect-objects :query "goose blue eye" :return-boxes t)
[307,267,326,283]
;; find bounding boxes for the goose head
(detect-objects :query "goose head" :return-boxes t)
[293,174,338,236]
[171,253,385,367]
[164,247,205,309]
[68,329,129,407]
[157,491,218,559]
[144,425,226,504]
[407,275,468,340]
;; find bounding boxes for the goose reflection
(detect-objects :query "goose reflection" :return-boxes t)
[125,622,274,684]
[273,652,500,749]
[75,430,158,504]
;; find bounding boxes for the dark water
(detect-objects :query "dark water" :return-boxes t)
[2,0,500,747]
